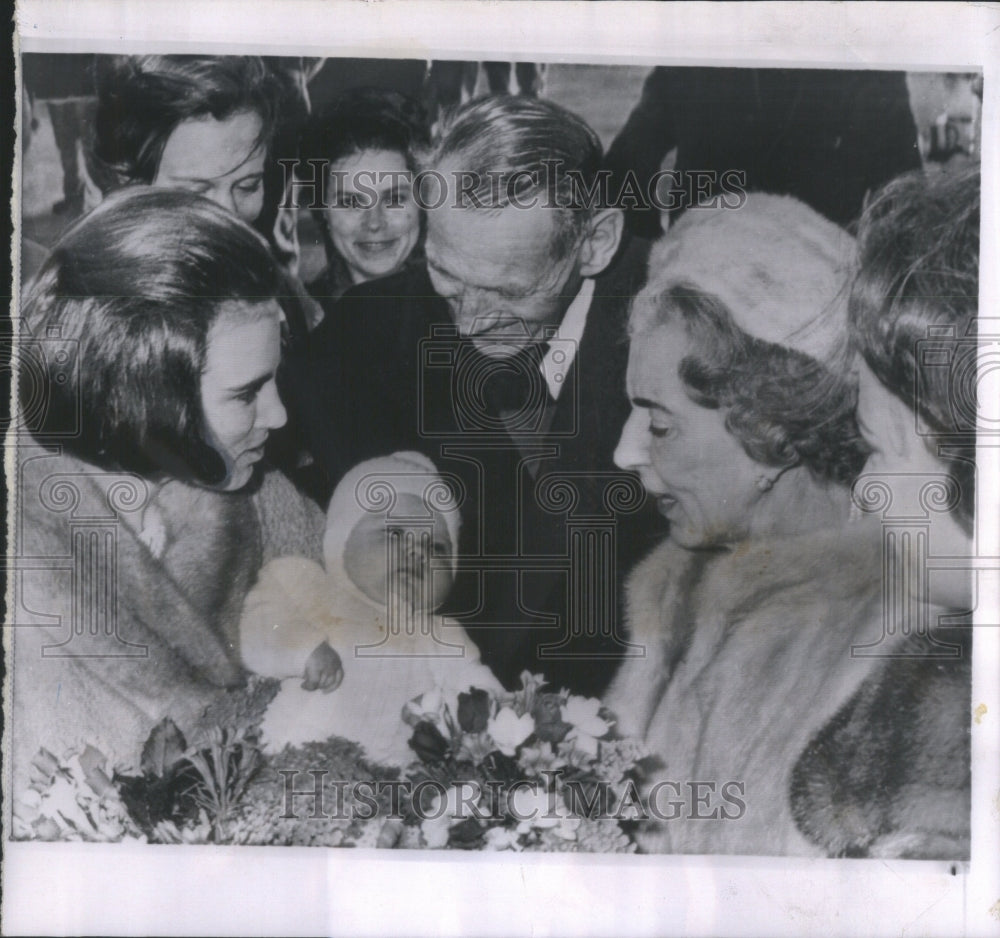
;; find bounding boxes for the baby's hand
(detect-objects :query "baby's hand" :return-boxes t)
[302,641,344,693]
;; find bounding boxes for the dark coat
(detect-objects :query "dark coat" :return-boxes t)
[605,67,921,238]
[285,237,664,695]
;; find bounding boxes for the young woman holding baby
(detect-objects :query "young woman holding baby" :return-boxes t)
[11,188,325,799]
[12,186,493,797]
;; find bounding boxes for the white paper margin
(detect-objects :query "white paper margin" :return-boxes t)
[5,2,1000,936]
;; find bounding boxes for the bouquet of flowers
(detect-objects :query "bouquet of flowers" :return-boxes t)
[392,671,647,852]
[15,674,648,852]
[12,744,147,843]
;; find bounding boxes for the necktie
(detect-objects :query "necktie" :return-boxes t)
[471,341,551,415]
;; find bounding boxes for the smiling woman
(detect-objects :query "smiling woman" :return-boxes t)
[12,187,324,804]
[298,87,429,303]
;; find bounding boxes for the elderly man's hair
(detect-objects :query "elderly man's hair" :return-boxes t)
[631,286,869,486]
[424,94,604,257]
[21,187,286,487]
[849,166,980,523]
[91,55,286,193]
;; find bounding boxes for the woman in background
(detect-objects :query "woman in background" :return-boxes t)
[789,167,979,860]
[298,87,428,306]
[90,53,321,334]
[89,55,329,494]
[11,188,324,806]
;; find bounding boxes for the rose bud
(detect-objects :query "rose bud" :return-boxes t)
[481,750,521,784]
[457,688,491,733]
[409,720,451,765]
[448,817,486,850]
[531,693,572,743]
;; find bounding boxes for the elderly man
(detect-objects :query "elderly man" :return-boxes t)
[290,95,661,696]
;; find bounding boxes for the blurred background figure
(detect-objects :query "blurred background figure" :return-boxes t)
[604,67,924,239]
[22,53,97,218]
[90,57,293,267]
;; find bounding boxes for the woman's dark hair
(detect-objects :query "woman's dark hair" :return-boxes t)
[635,286,869,486]
[91,55,286,193]
[849,167,979,522]
[298,86,429,177]
[20,187,286,486]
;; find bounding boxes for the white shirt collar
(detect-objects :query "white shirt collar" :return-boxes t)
[541,278,595,400]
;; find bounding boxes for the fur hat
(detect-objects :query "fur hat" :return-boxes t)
[324,451,462,595]
[639,194,855,364]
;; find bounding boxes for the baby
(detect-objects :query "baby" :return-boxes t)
[240,451,501,764]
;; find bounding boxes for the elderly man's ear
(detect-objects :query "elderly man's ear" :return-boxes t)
[577,207,625,278]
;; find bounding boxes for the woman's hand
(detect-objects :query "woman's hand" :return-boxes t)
[301,640,344,692]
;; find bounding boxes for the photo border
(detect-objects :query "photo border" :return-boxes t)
[5,2,1000,936]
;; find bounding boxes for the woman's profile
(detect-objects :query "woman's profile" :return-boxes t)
[789,167,979,860]
[11,187,324,798]
[606,193,969,857]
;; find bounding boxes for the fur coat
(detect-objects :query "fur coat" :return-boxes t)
[8,445,324,798]
[605,520,971,858]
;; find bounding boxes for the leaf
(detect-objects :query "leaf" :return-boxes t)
[140,718,188,779]
[78,744,113,796]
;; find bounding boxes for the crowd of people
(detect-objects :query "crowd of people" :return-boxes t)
[11,54,980,859]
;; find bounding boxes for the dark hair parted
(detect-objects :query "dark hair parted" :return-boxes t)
[426,95,605,257]
[849,167,980,522]
[637,287,869,486]
[298,87,429,175]
[91,55,285,192]
[21,187,285,486]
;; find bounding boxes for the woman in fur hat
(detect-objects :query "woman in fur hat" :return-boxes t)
[606,190,971,858]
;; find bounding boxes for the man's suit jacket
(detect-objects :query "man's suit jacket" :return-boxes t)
[286,237,665,696]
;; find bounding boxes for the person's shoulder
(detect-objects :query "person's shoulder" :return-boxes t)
[339,263,436,304]
[252,465,325,564]
[308,263,443,353]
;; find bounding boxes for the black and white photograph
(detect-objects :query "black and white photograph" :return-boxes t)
[3,2,999,935]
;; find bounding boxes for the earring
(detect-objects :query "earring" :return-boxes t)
[755,475,774,493]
